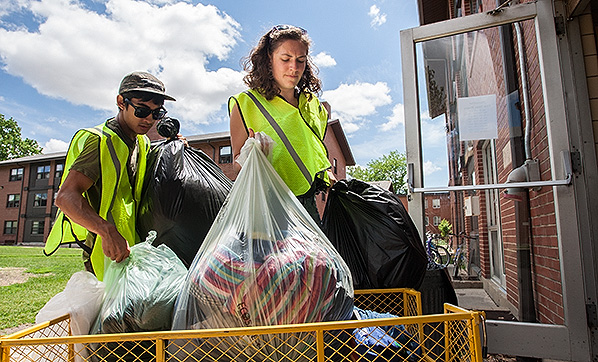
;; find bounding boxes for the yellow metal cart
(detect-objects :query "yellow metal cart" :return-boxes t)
[1,289,485,361]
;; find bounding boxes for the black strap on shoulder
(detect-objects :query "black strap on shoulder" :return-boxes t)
[63,216,93,255]
[243,91,312,185]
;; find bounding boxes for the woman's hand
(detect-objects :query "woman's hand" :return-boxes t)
[176,133,189,147]
[248,128,273,157]
[327,169,337,188]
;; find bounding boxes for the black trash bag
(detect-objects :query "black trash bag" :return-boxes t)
[137,120,233,267]
[156,116,180,140]
[322,179,428,290]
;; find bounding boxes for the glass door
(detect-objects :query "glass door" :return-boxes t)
[400,1,589,359]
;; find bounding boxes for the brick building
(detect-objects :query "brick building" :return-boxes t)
[0,153,65,245]
[422,192,452,236]
[403,0,598,358]
[0,108,354,245]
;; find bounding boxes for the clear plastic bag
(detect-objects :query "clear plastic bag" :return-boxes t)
[91,231,187,334]
[88,231,187,361]
[171,135,354,361]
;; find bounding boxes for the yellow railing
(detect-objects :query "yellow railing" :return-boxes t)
[1,289,485,362]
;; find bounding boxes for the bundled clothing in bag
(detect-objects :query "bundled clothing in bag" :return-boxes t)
[322,179,428,290]
[137,117,232,268]
[352,307,422,362]
[170,136,354,361]
[89,231,187,361]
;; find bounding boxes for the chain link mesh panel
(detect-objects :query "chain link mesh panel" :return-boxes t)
[1,289,484,362]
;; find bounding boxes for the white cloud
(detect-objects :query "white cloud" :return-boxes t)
[322,81,392,133]
[0,0,26,17]
[368,5,387,27]
[380,103,404,131]
[421,111,446,144]
[312,52,336,68]
[0,0,244,124]
[42,138,68,153]
[423,160,442,176]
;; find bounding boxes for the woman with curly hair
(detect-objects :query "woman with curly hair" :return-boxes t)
[229,25,335,224]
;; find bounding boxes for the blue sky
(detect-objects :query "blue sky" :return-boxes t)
[0,0,448,185]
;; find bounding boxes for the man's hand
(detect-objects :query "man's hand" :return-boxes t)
[100,225,131,263]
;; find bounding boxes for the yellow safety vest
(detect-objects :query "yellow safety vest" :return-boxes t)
[229,90,331,196]
[44,121,148,281]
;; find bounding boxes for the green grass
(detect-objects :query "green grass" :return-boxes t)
[0,246,84,330]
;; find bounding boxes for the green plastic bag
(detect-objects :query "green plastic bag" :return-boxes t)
[92,230,187,333]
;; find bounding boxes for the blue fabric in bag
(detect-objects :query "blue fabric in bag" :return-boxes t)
[353,307,422,362]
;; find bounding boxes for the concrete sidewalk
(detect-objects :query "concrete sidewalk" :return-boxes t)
[448,265,516,320]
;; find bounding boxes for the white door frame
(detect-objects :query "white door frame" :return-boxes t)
[482,140,505,288]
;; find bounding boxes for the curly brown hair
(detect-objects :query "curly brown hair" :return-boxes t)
[242,25,322,100]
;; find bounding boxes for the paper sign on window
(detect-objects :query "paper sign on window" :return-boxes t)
[457,94,498,141]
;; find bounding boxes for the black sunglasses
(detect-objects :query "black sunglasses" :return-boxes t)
[269,24,307,38]
[124,98,167,120]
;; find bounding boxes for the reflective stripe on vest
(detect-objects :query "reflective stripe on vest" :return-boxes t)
[229,90,330,196]
[44,121,148,281]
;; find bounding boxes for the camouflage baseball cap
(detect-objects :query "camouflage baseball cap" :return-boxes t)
[118,71,176,101]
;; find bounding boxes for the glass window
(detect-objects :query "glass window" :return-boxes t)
[219,146,232,164]
[425,216,429,226]
[4,220,17,234]
[433,199,441,208]
[36,165,51,179]
[33,193,47,207]
[31,221,45,235]
[55,163,64,179]
[333,158,338,174]
[6,194,20,208]
[433,216,441,226]
[9,168,23,181]
[469,0,481,14]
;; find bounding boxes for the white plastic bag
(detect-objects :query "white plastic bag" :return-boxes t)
[36,270,104,334]
[171,135,354,361]
[36,270,104,362]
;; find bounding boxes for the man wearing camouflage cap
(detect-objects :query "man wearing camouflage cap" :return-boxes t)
[45,71,176,281]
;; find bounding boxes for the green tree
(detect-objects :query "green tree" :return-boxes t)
[438,218,453,238]
[347,150,408,193]
[0,114,42,161]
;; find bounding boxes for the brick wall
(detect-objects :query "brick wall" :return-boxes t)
[316,124,348,215]
[520,18,564,324]
[191,141,236,180]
